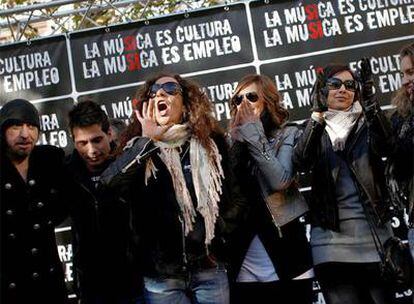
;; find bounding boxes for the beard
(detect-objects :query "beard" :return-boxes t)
[6,143,34,161]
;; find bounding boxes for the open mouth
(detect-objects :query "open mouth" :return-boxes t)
[157,101,169,116]
[158,103,167,111]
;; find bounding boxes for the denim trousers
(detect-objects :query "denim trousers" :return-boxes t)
[408,228,414,260]
[143,265,229,304]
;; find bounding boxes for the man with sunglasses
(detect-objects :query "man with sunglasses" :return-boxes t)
[293,61,395,304]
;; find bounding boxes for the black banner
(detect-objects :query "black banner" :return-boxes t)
[251,0,414,60]
[0,36,72,105]
[34,98,75,154]
[78,86,137,124]
[69,4,253,92]
[260,39,408,121]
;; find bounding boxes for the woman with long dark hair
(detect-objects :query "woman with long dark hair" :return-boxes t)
[100,73,248,304]
[227,74,314,304]
[293,62,395,304]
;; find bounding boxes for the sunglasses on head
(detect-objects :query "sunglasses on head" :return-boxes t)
[326,78,358,92]
[233,92,259,105]
[148,82,182,98]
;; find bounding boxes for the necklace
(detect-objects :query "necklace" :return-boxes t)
[180,143,190,162]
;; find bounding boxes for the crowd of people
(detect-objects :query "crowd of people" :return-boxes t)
[0,42,413,304]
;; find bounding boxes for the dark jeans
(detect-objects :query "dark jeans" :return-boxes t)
[315,262,393,304]
[231,279,313,304]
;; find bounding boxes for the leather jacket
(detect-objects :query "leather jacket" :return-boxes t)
[100,133,247,278]
[228,122,312,280]
[292,105,395,231]
[65,150,138,303]
[230,122,308,232]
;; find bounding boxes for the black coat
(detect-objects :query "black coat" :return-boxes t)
[101,133,247,278]
[65,150,139,303]
[292,109,395,231]
[1,145,69,304]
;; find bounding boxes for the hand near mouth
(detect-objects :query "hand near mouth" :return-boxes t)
[136,100,172,141]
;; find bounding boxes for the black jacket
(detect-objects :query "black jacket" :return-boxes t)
[389,111,414,222]
[65,150,139,303]
[101,133,247,278]
[1,145,69,304]
[292,106,395,231]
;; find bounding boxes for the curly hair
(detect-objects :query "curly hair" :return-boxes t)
[229,74,289,132]
[392,43,414,118]
[117,73,222,155]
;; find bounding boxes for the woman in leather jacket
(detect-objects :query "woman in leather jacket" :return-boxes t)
[100,73,246,304]
[292,62,395,304]
[228,74,313,304]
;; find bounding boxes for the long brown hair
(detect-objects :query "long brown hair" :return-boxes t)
[392,43,414,118]
[117,73,221,155]
[230,74,289,132]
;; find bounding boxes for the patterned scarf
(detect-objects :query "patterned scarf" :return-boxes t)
[324,101,362,151]
[145,124,224,245]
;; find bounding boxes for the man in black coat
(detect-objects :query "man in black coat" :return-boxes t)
[0,99,69,304]
[66,100,141,304]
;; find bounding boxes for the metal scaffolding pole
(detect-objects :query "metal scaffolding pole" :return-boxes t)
[0,0,230,43]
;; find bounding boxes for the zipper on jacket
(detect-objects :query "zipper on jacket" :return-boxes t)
[178,215,188,271]
[79,182,100,231]
[261,141,271,160]
[261,192,283,238]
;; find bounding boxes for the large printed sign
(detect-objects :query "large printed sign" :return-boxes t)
[252,0,414,60]
[70,4,253,92]
[0,1,413,303]
[0,36,72,105]
[261,39,407,121]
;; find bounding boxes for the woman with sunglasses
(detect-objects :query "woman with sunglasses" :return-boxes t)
[227,74,313,304]
[292,63,395,304]
[100,73,246,304]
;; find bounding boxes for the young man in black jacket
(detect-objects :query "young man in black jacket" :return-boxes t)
[66,100,142,304]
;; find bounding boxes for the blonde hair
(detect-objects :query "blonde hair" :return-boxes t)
[392,43,414,118]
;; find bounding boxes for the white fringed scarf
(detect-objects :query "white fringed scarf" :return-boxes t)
[324,101,363,151]
[145,124,224,245]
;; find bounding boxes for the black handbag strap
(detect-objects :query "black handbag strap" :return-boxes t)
[365,211,386,263]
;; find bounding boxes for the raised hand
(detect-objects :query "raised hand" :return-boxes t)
[135,100,171,141]
[357,57,375,100]
[310,71,328,113]
[234,100,259,126]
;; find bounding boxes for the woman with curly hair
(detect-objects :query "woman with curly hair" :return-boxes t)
[100,73,246,304]
[227,74,313,304]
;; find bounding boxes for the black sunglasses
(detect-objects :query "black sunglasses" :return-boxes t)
[233,92,259,105]
[326,78,358,92]
[148,82,182,98]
